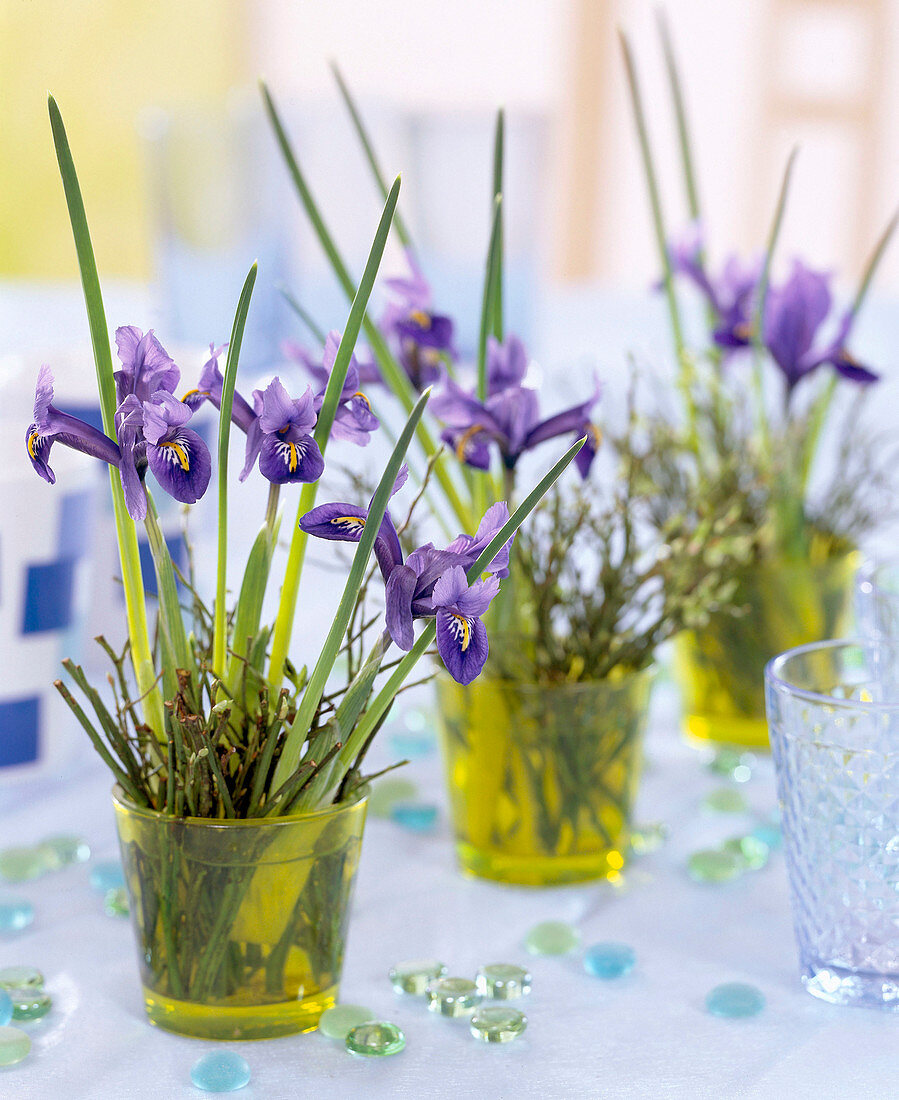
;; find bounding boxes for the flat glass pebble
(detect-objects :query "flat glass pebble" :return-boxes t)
[389,731,435,758]
[427,977,482,1017]
[368,778,418,818]
[469,1006,527,1043]
[104,887,129,917]
[39,835,90,867]
[345,1021,405,1057]
[318,1004,376,1040]
[524,920,581,956]
[687,849,743,884]
[0,967,43,991]
[723,835,769,871]
[702,788,749,814]
[584,942,636,980]
[751,823,782,851]
[402,707,427,732]
[389,958,447,994]
[629,821,670,855]
[706,982,766,1018]
[389,802,438,832]
[0,847,50,883]
[0,897,35,933]
[190,1050,251,1092]
[0,991,11,1027]
[0,1026,30,1066]
[89,860,125,893]
[10,989,51,1022]
[475,964,531,1000]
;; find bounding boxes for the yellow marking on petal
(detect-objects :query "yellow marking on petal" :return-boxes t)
[450,613,471,652]
[352,391,373,411]
[409,308,432,330]
[586,424,602,450]
[456,425,485,462]
[733,322,754,342]
[287,442,297,472]
[159,441,190,471]
[27,432,40,460]
[181,388,201,400]
[332,516,366,534]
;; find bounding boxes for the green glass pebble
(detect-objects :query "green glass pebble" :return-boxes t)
[389,958,447,994]
[723,835,769,871]
[39,835,90,868]
[584,942,636,979]
[687,849,743,884]
[369,778,418,818]
[470,1006,527,1043]
[702,788,749,814]
[0,991,11,1027]
[427,977,482,1017]
[318,1004,376,1040]
[190,1050,250,1092]
[0,897,35,933]
[0,847,50,883]
[475,964,531,1000]
[345,1021,405,1057]
[0,1026,30,1066]
[89,861,124,893]
[524,920,581,956]
[629,821,670,855]
[9,989,51,1022]
[708,749,755,783]
[706,982,766,1018]
[0,967,43,991]
[103,887,129,917]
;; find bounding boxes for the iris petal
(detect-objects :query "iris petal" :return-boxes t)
[258,432,324,484]
[146,428,211,505]
[436,609,488,685]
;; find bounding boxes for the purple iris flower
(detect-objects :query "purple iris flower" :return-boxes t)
[299,480,508,684]
[301,331,380,447]
[284,333,382,390]
[27,327,212,521]
[244,378,325,485]
[667,224,760,351]
[382,250,456,390]
[26,365,121,484]
[763,260,879,393]
[430,334,601,479]
[115,390,211,520]
[431,565,499,686]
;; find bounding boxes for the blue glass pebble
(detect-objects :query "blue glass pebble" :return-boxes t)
[584,942,636,980]
[706,982,766,1018]
[190,1050,251,1092]
[89,861,124,893]
[0,990,11,1027]
[389,732,435,758]
[0,898,34,933]
[390,802,438,832]
[751,823,782,851]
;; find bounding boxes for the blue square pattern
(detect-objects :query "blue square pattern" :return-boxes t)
[0,696,40,766]
[58,489,95,560]
[21,558,77,634]
[138,534,187,598]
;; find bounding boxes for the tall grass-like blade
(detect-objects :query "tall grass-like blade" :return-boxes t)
[477,195,503,402]
[267,179,400,694]
[308,436,586,807]
[331,61,413,248]
[213,264,258,676]
[271,388,431,790]
[657,10,701,222]
[491,108,505,340]
[48,94,163,736]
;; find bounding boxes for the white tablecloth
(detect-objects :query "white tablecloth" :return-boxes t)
[1,681,895,1100]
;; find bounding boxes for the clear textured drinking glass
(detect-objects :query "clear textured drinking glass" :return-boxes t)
[766,639,899,1008]
[857,560,899,643]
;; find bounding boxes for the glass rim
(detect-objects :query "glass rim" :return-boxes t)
[111,783,368,828]
[765,637,899,714]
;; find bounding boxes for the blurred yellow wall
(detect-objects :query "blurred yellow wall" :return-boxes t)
[0,0,247,279]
